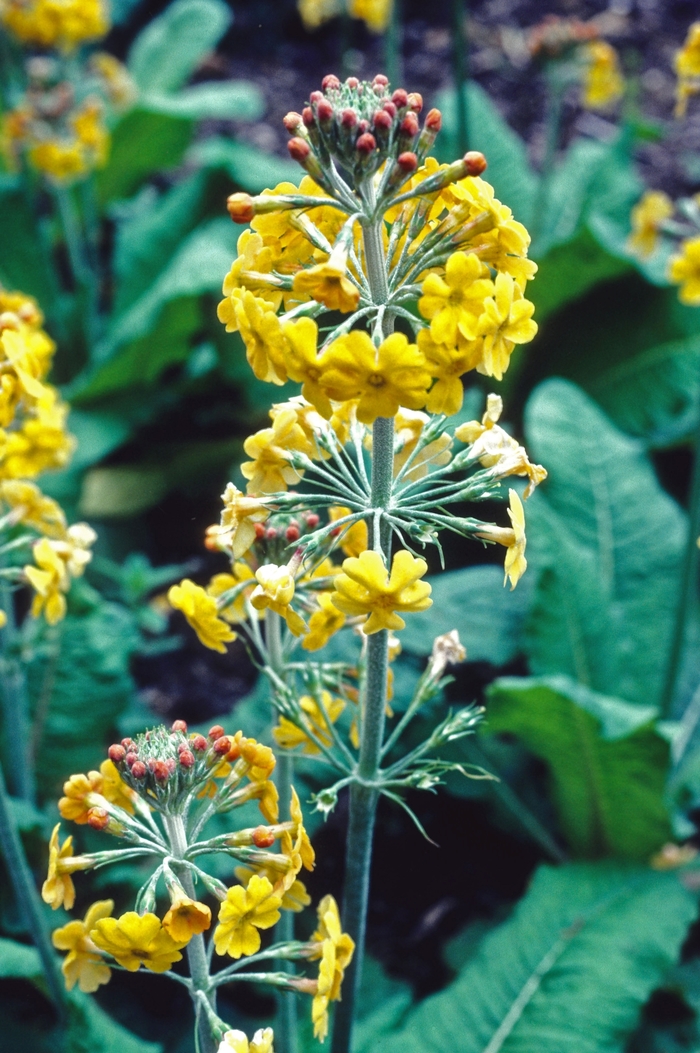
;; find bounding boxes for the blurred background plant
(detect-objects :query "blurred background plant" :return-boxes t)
[7,1,700,1052]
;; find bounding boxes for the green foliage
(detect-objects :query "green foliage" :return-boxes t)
[96,109,194,205]
[375,863,696,1053]
[127,0,231,96]
[0,179,59,305]
[189,137,301,193]
[485,676,671,858]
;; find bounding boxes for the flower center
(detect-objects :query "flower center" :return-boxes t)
[367,373,385,388]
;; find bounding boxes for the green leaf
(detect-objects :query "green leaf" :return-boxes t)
[399,565,529,665]
[66,992,161,1053]
[127,0,231,95]
[0,178,59,304]
[0,937,42,979]
[143,81,264,121]
[79,465,169,517]
[96,109,194,205]
[529,227,631,324]
[66,409,132,469]
[377,862,696,1053]
[485,675,671,859]
[524,379,688,707]
[189,137,301,193]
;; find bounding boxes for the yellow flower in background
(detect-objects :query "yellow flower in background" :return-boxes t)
[90,912,186,973]
[349,0,392,33]
[24,536,70,624]
[71,100,110,167]
[669,236,700,305]
[581,40,624,110]
[282,317,333,418]
[628,190,673,257]
[41,824,92,910]
[241,408,312,494]
[331,549,432,634]
[208,563,257,624]
[329,507,368,559]
[273,691,345,753]
[250,563,307,636]
[321,331,432,425]
[298,0,342,29]
[418,251,494,345]
[168,578,237,652]
[476,272,538,380]
[90,52,136,108]
[52,899,113,992]
[0,0,109,50]
[162,895,212,944]
[0,480,66,537]
[675,23,700,116]
[214,875,283,959]
[456,394,546,499]
[302,592,347,651]
[27,140,89,182]
[219,483,268,558]
[218,1027,275,1053]
[1,392,75,479]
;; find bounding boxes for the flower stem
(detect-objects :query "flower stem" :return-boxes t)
[451,0,469,154]
[0,760,67,1023]
[0,580,35,803]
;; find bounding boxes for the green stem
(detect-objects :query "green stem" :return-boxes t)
[530,67,566,248]
[164,814,217,1053]
[661,423,700,717]
[0,760,67,1023]
[1,581,35,803]
[451,0,469,154]
[384,0,402,89]
[54,184,99,352]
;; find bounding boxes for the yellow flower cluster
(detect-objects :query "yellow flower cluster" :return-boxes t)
[218,1028,275,1053]
[309,895,355,1041]
[0,0,109,50]
[297,0,391,32]
[581,40,624,110]
[675,22,700,118]
[628,190,673,258]
[3,96,110,183]
[669,236,700,306]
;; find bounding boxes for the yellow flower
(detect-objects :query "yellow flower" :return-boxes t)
[219,483,268,558]
[91,53,136,108]
[310,895,355,1041]
[455,394,546,499]
[669,236,700,305]
[282,317,333,418]
[392,408,452,480]
[218,231,284,323]
[628,191,673,257]
[52,899,113,993]
[349,0,392,32]
[582,40,624,110]
[273,691,345,753]
[90,912,186,973]
[24,537,70,625]
[168,579,237,653]
[321,332,432,425]
[214,875,283,959]
[302,592,347,651]
[331,549,432,634]
[0,0,109,50]
[231,290,288,385]
[1,392,75,479]
[162,895,212,944]
[477,489,527,589]
[329,507,368,558]
[241,407,312,494]
[208,564,257,624]
[292,254,360,314]
[676,22,700,78]
[41,824,92,910]
[298,0,341,28]
[250,563,307,637]
[279,786,315,876]
[52,522,96,578]
[218,1027,275,1053]
[418,252,494,345]
[418,328,484,416]
[58,770,103,824]
[0,480,66,537]
[99,759,136,814]
[28,140,88,183]
[475,272,537,380]
[0,328,52,405]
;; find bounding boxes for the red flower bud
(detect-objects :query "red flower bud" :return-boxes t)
[392,89,408,107]
[397,151,418,173]
[171,719,188,733]
[254,522,266,539]
[87,807,109,831]
[125,752,138,767]
[346,77,359,89]
[316,98,333,122]
[382,101,397,118]
[153,760,170,783]
[306,513,320,528]
[302,107,315,127]
[192,735,207,752]
[283,111,303,132]
[407,92,423,112]
[286,525,301,542]
[179,749,195,768]
[309,90,324,104]
[464,150,487,175]
[252,826,276,848]
[121,738,136,750]
[373,110,393,130]
[425,108,442,131]
[209,725,225,740]
[330,526,342,537]
[165,758,176,774]
[213,736,232,755]
[322,74,341,91]
[265,526,278,540]
[356,132,376,154]
[108,744,126,763]
[131,761,147,778]
[288,137,311,162]
[373,74,389,88]
[226,193,254,224]
[400,113,419,137]
[357,119,370,133]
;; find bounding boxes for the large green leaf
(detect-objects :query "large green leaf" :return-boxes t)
[127,0,231,95]
[96,109,194,205]
[524,379,689,707]
[377,863,696,1053]
[528,227,631,324]
[399,565,529,665]
[189,137,301,193]
[143,81,263,121]
[485,676,671,859]
[0,179,59,304]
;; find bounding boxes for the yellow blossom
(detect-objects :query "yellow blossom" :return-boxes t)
[24,536,70,624]
[218,1027,275,1053]
[628,191,673,257]
[302,592,347,651]
[292,254,360,314]
[675,23,700,116]
[214,875,283,959]
[90,912,186,972]
[331,549,432,634]
[455,394,546,498]
[0,0,108,50]
[477,489,527,589]
[418,252,494,345]
[162,895,212,944]
[329,507,368,558]
[168,578,237,653]
[208,564,257,624]
[298,0,341,28]
[218,231,284,323]
[0,480,66,537]
[321,331,432,425]
[52,899,113,993]
[250,563,307,637]
[274,691,345,753]
[91,53,136,108]
[99,759,136,815]
[310,895,355,1041]
[241,407,312,494]
[1,392,75,479]
[42,824,92,910]
[418,328,484,416]
[58,770,103,824]
[475,272,537,380]
[582,40,624,110]
[280,786,315,875]
[282,317,333,418]
[349,0,392,33]
[28,140,88,182]
[232,289,288,385]
[669,236,700,305]
[219,483,268,557]
[52,522,96,577]
[392,409,452,481]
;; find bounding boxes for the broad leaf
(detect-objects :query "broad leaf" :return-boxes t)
[524,379,689,708]
[127,0,231,95]
[485,676,671,859]
[143,81,263,121]
[399,565,529,665]
[96,109,194,204]
[377,863,696,1053]
[0,937,43,979]
[189,137,301,193]
[0,179,59,304]
[528,227,631,323]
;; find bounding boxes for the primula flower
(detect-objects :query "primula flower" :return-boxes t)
[208,564,257,624]
[58,770,103,824]
[418,251,494,345]
[99,759,137,814]
[418,329,484,416]
[250,563,308,636]
[24,536,70,624]
[477,489,527,589]
[310,894,355,1041]
[675,23,700,116]
[274,691,345,753]
[328,507,368,558]
[52,899,113,992]
[233,289,288,384]
[302,592,347,651]
[476,272,538,380]
[321,331,432,425]
[0,480,66,537]
[349,0,392,33]
[214,874,283,959]
[0,0,109,50]
[628,190,673,258]
[168,579,237,653]
[42,824,92,910]
[330,549,432,633]
[218,1027,275,1053]
[241,408,312,494]
[218,231,284,322]
[282,317,333,418]
[669,236,700,305]
[162,895,212,944]
[292,254,360,314]
[218,483,268,558]
[582,41,624,110]
[456,394,546,499]
[90,912,186,972]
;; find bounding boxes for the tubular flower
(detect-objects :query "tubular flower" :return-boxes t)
[628,191,673,258]
[675,22,700,116]
[669,236,700,305]
[241,408,313,494]
[292,250,360,314]
[274,691,346,753]
[42,824,92,910]
[280,786,315,876]
[218,483,268,558]
[24,536,70,624]
[476,272,538,381]
[477,489,527,589]
[2,392,75,479]
[52,899,113,993]
[99,759,137,815]
[455,394,546,499]
[58,770,103,824]
[90,912,186,973]
[214,875,283,959]
[250,563,307,636]
[0,0,109,50]
[233,290,288,385]
[0,480,67,537]
[310,895,355,1042]
[168,579,237,653]
[208,564,258,624]
[218,231,285,323]
[218,1028,275,1053]
[330,549,432,634]
[162,895,212,944]
[321,331,432,425]
[302,592,347,651]
[282,317,333,418]
[418,251,494,345]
